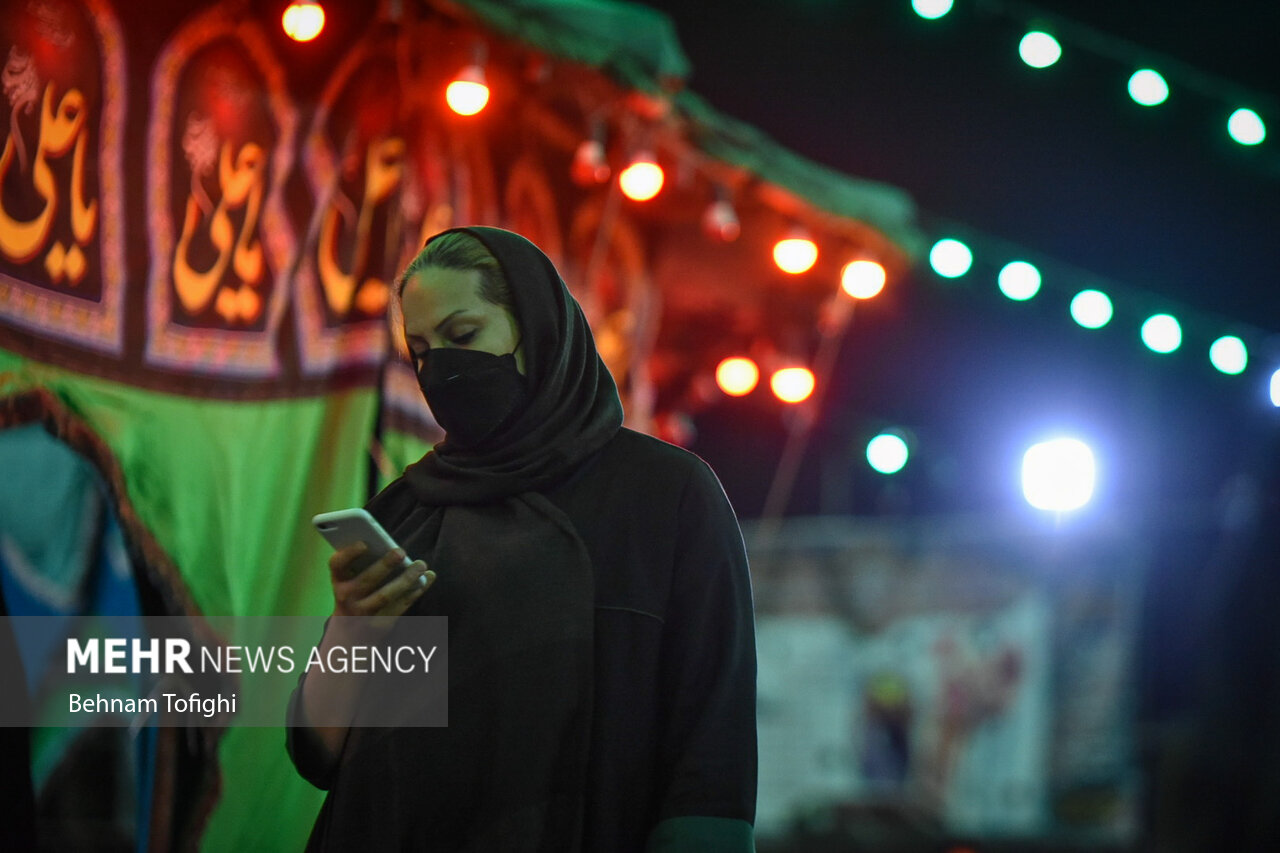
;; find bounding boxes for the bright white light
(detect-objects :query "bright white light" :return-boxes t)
[1022,438,1095,512]
[1070,289,1113,329]
[1228,108,1266,145]
[912,0,954,19]
[929,238,973,278]
[1271,369,1280,407]
[1019,31,1062,69]
[998,261,1041,301]
[1141,313,1182,354]
[867,432,909,475]
[1128,69,1169,106]
[1209,335,1248,375]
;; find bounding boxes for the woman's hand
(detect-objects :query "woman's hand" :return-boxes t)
[328,543,436,637]
[299,544,436,750]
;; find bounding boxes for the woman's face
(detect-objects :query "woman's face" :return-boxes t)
[401,266,525,374]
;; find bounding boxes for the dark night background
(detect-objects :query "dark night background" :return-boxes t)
[256,0,1280,841]
[637,1,1280,844]
[252,0,1280,844]
[633,0,1280,523]
[4,2,1277,848]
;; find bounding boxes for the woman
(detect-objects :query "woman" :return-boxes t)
[287,226,758,851]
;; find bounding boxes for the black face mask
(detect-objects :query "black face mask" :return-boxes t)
[415,343,529,449]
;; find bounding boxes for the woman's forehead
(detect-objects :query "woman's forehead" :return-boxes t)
[402,267,485,321]
[404,265,484,301]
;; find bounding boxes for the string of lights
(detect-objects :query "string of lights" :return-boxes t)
[275,0,1280,475]
[282,0,908,415]
[899,0,1280,409]
[912,0,1275,145]
[921,215,1277,381]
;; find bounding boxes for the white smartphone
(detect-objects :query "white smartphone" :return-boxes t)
[311,508,413,574]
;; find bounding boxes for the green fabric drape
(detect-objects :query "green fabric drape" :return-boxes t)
[1,347,400,850]
[455,0,691,88]
[675,90,923,255]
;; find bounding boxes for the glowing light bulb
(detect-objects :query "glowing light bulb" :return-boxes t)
[770,367,815,403]
[282,0,325,42]
[773,233,818,274]
[716,357,759,396]
[1019,31,1062,69]
[1228,108,1266,145]
[1128,69,1168,106]
[1209,335,1248,375]
[997,260,1041,301]
[1141,313,1182,354]
[1023,438,1096,511]
[1070,290,1113,329]
[867,432,909,474]
[446,65,490,116]
[929,238,972,278]
[841,260,886,299]
[912,0,953,20]
[619,153,664,201]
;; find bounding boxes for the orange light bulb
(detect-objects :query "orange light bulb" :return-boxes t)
[446,65,490,116]
[702,199,740,242]
[571,139,610,186]
[841,260,887,299]
[619,153,664,201]
[716,357,759,396]
[773,234,818,274]
[282,0,325,42]
[771,367,815,403]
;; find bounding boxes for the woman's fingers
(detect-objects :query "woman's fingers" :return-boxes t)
[328,542,382,582]
[376,566,437,621]
[330,543,434,617]
[344,548,407,596]
[348,560,435,616]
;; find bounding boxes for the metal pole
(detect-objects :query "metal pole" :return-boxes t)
[758,296,857,539]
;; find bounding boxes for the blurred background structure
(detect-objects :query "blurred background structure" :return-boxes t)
[1,0,1276,849]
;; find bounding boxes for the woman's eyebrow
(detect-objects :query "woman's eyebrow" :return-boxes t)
[433,309,470,333]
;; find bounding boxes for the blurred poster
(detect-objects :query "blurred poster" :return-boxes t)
[748,516,1139,842]
[756,615,859,832]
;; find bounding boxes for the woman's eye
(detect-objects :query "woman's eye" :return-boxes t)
[452,330,478,345]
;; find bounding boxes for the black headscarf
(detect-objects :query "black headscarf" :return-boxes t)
[303,227,623,852]
[403,226,624,503]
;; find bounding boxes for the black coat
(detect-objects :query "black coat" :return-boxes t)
[287,427,758,851]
